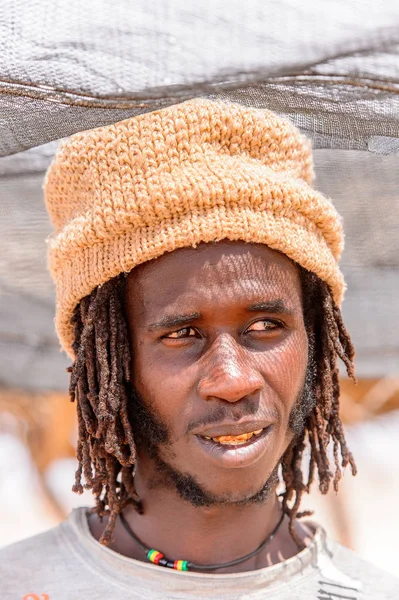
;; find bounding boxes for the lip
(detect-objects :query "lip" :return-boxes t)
[193,420,272,438]
[194,425,273,469]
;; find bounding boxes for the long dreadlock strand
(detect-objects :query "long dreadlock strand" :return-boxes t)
[68,276,140,544]
[280,271,357,545]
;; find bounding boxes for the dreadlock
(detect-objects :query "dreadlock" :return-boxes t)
[68,267,357,546]
[280,268,357,544]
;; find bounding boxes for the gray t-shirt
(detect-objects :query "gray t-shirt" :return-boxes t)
[0,507,397,599]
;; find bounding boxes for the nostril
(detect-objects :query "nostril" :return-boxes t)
[198,370,264,403]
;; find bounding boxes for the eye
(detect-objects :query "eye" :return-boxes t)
[246,319,283,333]
[164,327,198,339]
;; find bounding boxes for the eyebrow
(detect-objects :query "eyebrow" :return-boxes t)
[147,300,294,331]
[247,300,294,315]
[148,312,201,331]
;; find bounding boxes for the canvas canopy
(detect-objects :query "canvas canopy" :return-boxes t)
[0,0,398,390]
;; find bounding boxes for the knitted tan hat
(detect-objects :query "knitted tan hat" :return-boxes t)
[44,98,345,358]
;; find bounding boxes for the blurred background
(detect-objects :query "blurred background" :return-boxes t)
[1,0,399,577]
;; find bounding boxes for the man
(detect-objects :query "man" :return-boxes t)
[1,99,397,599]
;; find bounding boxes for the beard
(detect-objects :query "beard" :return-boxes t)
[126,358,316,509]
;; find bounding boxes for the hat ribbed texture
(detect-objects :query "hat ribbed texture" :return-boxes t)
[44,98,345,357]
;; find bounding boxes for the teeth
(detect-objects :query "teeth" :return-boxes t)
[215,432,253,444]
[204,429,264,445]
[217,437,250,445]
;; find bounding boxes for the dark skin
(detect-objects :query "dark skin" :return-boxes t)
[89,241,314,572]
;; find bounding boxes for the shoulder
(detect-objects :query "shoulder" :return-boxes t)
[0,522,66,568]
[0,510,91,600]
[327,537,399,599]
[0,522,71,584]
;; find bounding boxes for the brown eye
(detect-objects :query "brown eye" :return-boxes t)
[247,319,281,332]
[165,327,197,339]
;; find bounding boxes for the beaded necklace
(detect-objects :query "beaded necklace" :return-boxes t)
[119,510,285,572]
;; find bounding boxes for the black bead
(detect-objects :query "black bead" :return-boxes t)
[158,557,169,567]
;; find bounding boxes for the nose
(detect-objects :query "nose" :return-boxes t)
[197,334,264,403]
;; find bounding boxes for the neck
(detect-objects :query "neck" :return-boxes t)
[98,464,307,573]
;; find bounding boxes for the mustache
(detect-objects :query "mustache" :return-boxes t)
[185,399,280,436]
[128,363,315,449]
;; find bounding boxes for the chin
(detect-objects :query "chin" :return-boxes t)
[169,464,279,508]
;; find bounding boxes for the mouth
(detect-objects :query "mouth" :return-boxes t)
[194,425,273,469]
[202,428,264,446]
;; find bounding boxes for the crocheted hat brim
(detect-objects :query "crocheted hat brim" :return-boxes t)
[51,206,345,358]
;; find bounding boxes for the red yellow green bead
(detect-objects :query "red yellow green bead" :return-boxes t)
[147,549,164,564]
[174,560,189,571]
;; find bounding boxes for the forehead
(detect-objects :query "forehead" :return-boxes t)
[126,241,303,316]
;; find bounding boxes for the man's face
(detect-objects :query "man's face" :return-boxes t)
[125,241,309,505]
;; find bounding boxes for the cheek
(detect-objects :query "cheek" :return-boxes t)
[132,340,195,427]
[263,330,308,415]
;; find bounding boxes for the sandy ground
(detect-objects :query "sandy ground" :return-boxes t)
[0,411,398,575]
